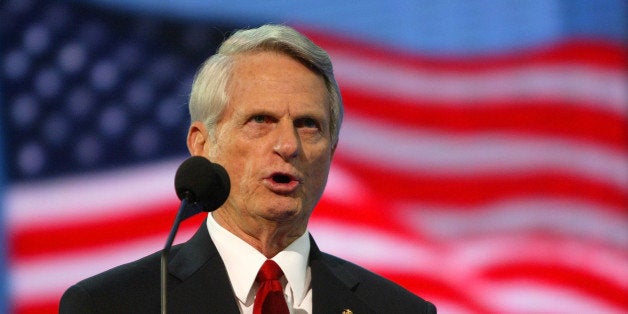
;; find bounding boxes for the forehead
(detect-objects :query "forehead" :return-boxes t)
[230,51,322,85]
[226,51,330,113]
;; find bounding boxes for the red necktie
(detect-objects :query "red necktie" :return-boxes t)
[254,260,289,314]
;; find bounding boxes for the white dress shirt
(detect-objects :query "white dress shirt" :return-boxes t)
[206,213,312,314]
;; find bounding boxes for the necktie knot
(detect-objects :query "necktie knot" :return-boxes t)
[256,260,284,282]
[254,260,289,314]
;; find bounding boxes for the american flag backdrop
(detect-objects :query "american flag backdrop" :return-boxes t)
[1,0,627,313]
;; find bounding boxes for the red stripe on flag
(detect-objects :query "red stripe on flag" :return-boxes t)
[10,202,205,260]
[301,27,627,71]
[381,271,494,313]
[483,262,628,310]
[313,196,429,241]
[14,300,59,314]
[334,156,627,210]
[343,89,628,151]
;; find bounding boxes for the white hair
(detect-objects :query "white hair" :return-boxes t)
[188,24,343,147]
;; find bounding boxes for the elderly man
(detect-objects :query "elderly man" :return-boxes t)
[60,24,436,313]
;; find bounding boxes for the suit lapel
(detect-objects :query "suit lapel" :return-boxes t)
[162,223,374,313]
[310,237,374,314]
[167,220,240,314]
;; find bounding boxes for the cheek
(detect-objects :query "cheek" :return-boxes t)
[209,133,247,174]
[305,151,332,191]
[220,147,263,201]
[235,162,256,193]
[312,144,333,171]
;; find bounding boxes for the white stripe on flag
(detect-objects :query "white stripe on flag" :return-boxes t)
[338,115,628,189]
[7,159,183,227]
[401,198,628,247]
[331,51,628,113]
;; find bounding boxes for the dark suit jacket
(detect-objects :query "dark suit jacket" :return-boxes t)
[60,221,436,313]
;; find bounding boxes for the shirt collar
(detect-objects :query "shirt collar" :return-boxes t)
[206,213,311,305]
[273,230,311,305]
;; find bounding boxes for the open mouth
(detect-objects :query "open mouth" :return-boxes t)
[264,172,300,193]
[272,173,294,184]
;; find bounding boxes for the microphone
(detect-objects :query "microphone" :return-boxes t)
[175,155,230,216]
[161,156,230,314]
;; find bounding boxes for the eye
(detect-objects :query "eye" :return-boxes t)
[295,117,319,129]
[251,115,271,124]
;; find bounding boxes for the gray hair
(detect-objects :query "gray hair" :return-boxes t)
[188,24,343,147]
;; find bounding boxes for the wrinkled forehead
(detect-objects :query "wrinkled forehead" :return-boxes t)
[227,50,331,105]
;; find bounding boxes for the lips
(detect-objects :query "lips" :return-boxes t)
[263,172,301,194]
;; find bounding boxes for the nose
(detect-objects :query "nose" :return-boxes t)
[273,122,299,160]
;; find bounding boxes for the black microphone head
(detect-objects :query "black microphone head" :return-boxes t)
[174,156,230,212]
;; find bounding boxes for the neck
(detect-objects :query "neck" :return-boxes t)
[212,208,306,258]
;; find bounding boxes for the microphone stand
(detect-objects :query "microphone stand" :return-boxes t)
[161,193,202,314]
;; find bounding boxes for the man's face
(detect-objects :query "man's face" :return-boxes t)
[207,51,333,234]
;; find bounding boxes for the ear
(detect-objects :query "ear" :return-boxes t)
[331,142,338,156]
[187,121,209,156]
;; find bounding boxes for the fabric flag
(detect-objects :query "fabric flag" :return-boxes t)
[2,0,626,313]
[1,86,9,314]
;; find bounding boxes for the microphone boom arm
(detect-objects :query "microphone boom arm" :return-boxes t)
[160,193,203,314]
[161,156,230,314]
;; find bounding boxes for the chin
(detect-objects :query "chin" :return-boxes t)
[261,195,311,220]
[265,207,299,220]
[262,203,306,222]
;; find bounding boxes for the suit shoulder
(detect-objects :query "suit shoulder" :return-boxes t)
[318,252,436,313]
[76,249,162,290]
[59,283,96,314]
[59,250,163,313]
